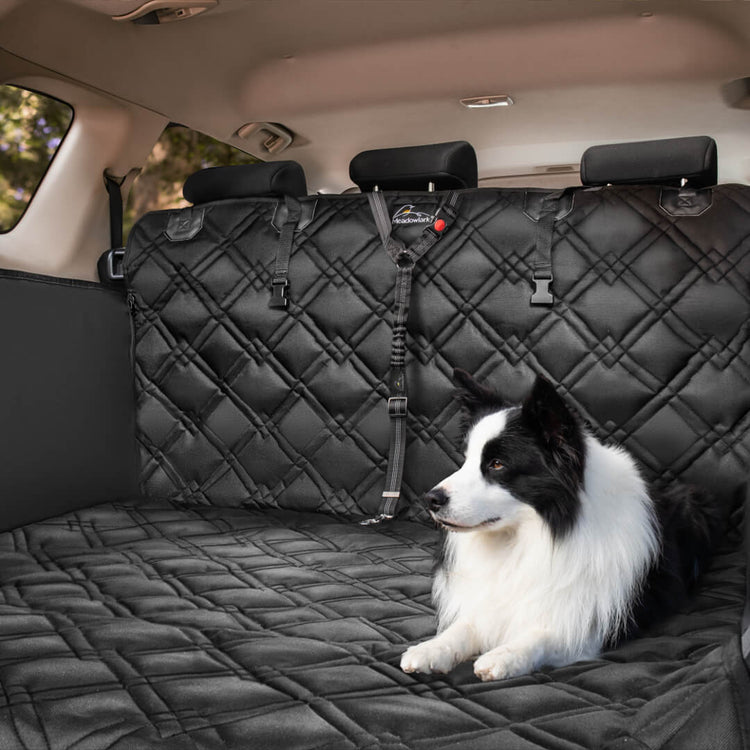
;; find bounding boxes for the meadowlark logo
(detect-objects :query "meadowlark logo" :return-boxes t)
[392,204,436,225]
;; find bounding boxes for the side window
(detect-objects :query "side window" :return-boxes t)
[123,125,261,240]
[0,85,74,232]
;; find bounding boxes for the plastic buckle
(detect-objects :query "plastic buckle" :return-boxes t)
[358,512,395,526]
[387,396,408,417]
[107,248,125,281]
[530,276,554,305]
[269,278,289,309]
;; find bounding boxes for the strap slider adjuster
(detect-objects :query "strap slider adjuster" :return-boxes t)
[396,251,414,269]
[387,396,408,417]
[439,202,458,223]
[269,278,289,309]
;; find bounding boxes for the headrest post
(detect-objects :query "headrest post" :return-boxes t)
[428,181,436,192]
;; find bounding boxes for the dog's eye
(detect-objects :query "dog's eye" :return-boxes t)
[487,459,504,471]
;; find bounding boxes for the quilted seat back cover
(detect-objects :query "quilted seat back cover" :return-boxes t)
[124,185,750,521]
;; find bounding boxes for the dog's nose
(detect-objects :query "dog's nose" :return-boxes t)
[424,487,449,512]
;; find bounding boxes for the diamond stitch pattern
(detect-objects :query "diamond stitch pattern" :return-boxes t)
[126,186,750,520]
[0,500,745,749]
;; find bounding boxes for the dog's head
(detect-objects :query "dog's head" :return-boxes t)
[425,369,585,538]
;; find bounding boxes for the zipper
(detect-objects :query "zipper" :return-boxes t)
[124,287,143,492]
[126,290,137,375]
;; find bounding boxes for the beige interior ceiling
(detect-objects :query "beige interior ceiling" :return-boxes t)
[65,0,156,14]
[0,0,749,191]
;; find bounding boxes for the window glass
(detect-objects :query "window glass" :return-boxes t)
[123,125,261,239]
[0,85,74,232]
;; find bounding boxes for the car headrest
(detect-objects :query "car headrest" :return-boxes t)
[183,161,307,204]
[580,136,717,188]
[349,141,478,191]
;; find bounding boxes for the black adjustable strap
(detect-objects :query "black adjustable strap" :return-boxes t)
[97,173,127,286]
[531,199,556,305]
[269,196,302,309]
[362,191,460,525]
[529,189,573,306]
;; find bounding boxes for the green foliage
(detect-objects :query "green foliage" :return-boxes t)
[0,87,259,239]
[123,126,261,239]
[0,85,73,232]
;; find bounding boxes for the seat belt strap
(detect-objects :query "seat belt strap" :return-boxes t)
[97,172,128,285]
[362,191,460,525]
[269,196,302,309]
[106,172,125,250]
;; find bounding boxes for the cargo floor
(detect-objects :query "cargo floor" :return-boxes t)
[0,500,746,749]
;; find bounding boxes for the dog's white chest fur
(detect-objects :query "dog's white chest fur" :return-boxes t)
[435,510,558,654]
[402,436,659,681]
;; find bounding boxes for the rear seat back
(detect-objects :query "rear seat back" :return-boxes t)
[124,138,750,522]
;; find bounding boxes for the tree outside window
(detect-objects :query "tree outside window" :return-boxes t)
[0,85,73,232]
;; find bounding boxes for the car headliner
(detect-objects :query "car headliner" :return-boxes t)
[0,0,748,191]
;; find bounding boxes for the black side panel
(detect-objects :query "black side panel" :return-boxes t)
[0,270,137,530]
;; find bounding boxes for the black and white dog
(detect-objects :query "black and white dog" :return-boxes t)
[401,369,719,682]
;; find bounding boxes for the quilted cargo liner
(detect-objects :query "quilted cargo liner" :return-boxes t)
[126,185,750,523]
[0,499,747,749]
[3,180,737,748]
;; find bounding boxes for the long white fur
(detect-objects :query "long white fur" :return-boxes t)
[401,409,660,681]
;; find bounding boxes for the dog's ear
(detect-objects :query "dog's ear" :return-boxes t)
[453,368,505,415]
[522,375,584,483]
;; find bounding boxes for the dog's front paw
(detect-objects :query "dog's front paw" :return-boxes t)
[473,646,529,682]
[401,639,458,674]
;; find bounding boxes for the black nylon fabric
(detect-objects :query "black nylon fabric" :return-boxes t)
[125,185,750,522]
[0,499,746,749]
